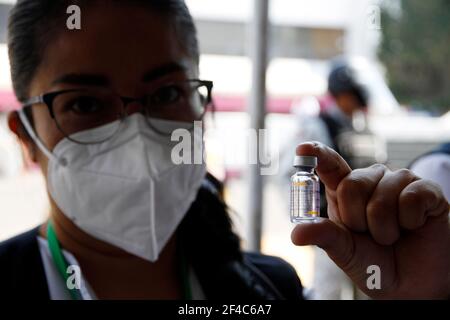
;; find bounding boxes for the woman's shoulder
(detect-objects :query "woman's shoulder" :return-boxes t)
[243,252,305,300]
[0,227,49,299]
[0,227,41,259]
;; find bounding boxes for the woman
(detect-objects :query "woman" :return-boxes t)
[1,0,449,300]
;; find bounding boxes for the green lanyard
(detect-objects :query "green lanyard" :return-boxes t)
[178,237,193,300]
[47,220,83,300]
[46,221,192,300]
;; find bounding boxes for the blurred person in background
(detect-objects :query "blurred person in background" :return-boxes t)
[0,0,449,301]
[317,61,371,168]
[410,142,450,202]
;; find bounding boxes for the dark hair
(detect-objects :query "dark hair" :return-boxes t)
[328,64,368,107]
[180,173,243,265]
[8,0,200,103]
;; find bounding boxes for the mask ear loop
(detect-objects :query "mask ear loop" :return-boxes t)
[17,109,67,166]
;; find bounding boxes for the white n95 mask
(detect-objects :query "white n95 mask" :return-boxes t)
[18,112,206,262]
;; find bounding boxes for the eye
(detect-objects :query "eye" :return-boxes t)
[150,85,184,107]
[68,96,104,115]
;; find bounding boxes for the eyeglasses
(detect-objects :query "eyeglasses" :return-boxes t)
[22,79,213,144]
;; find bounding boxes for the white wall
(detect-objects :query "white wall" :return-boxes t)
[0,44,10,90]
[187,0,382,60]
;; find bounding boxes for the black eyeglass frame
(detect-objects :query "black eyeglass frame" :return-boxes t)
[20,79,214,142]
[21,79,214,118]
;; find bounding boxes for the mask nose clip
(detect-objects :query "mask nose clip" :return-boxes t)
[59,157,68,167]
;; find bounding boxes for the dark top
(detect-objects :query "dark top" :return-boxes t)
[0,227,305,300]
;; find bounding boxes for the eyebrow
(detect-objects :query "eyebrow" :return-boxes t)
[51,73,110,86]
[142,62,187,82]
[51,62,188,87]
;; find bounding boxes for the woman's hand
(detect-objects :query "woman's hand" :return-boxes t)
[291,142,450,299]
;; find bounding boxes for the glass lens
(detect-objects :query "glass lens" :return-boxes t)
[144,81,209,135]
[52,89,125,144]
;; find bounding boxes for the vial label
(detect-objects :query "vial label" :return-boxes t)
[290,178,320,223]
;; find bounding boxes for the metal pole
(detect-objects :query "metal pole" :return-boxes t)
[247,0,270,252]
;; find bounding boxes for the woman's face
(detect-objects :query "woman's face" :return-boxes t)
[27,3,196,175]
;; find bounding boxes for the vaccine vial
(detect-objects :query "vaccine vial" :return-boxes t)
[290,156,320,223]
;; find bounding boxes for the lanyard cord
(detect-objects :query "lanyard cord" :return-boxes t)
[47,220,192,300]
[47,220,82,300]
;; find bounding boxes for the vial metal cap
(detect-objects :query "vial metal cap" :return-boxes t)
[293,155,318,168]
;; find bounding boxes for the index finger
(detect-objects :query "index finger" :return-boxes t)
[296,142,352,192]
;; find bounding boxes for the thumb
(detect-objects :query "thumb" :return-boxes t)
[291,218,355,270]
[296,142,351,192]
